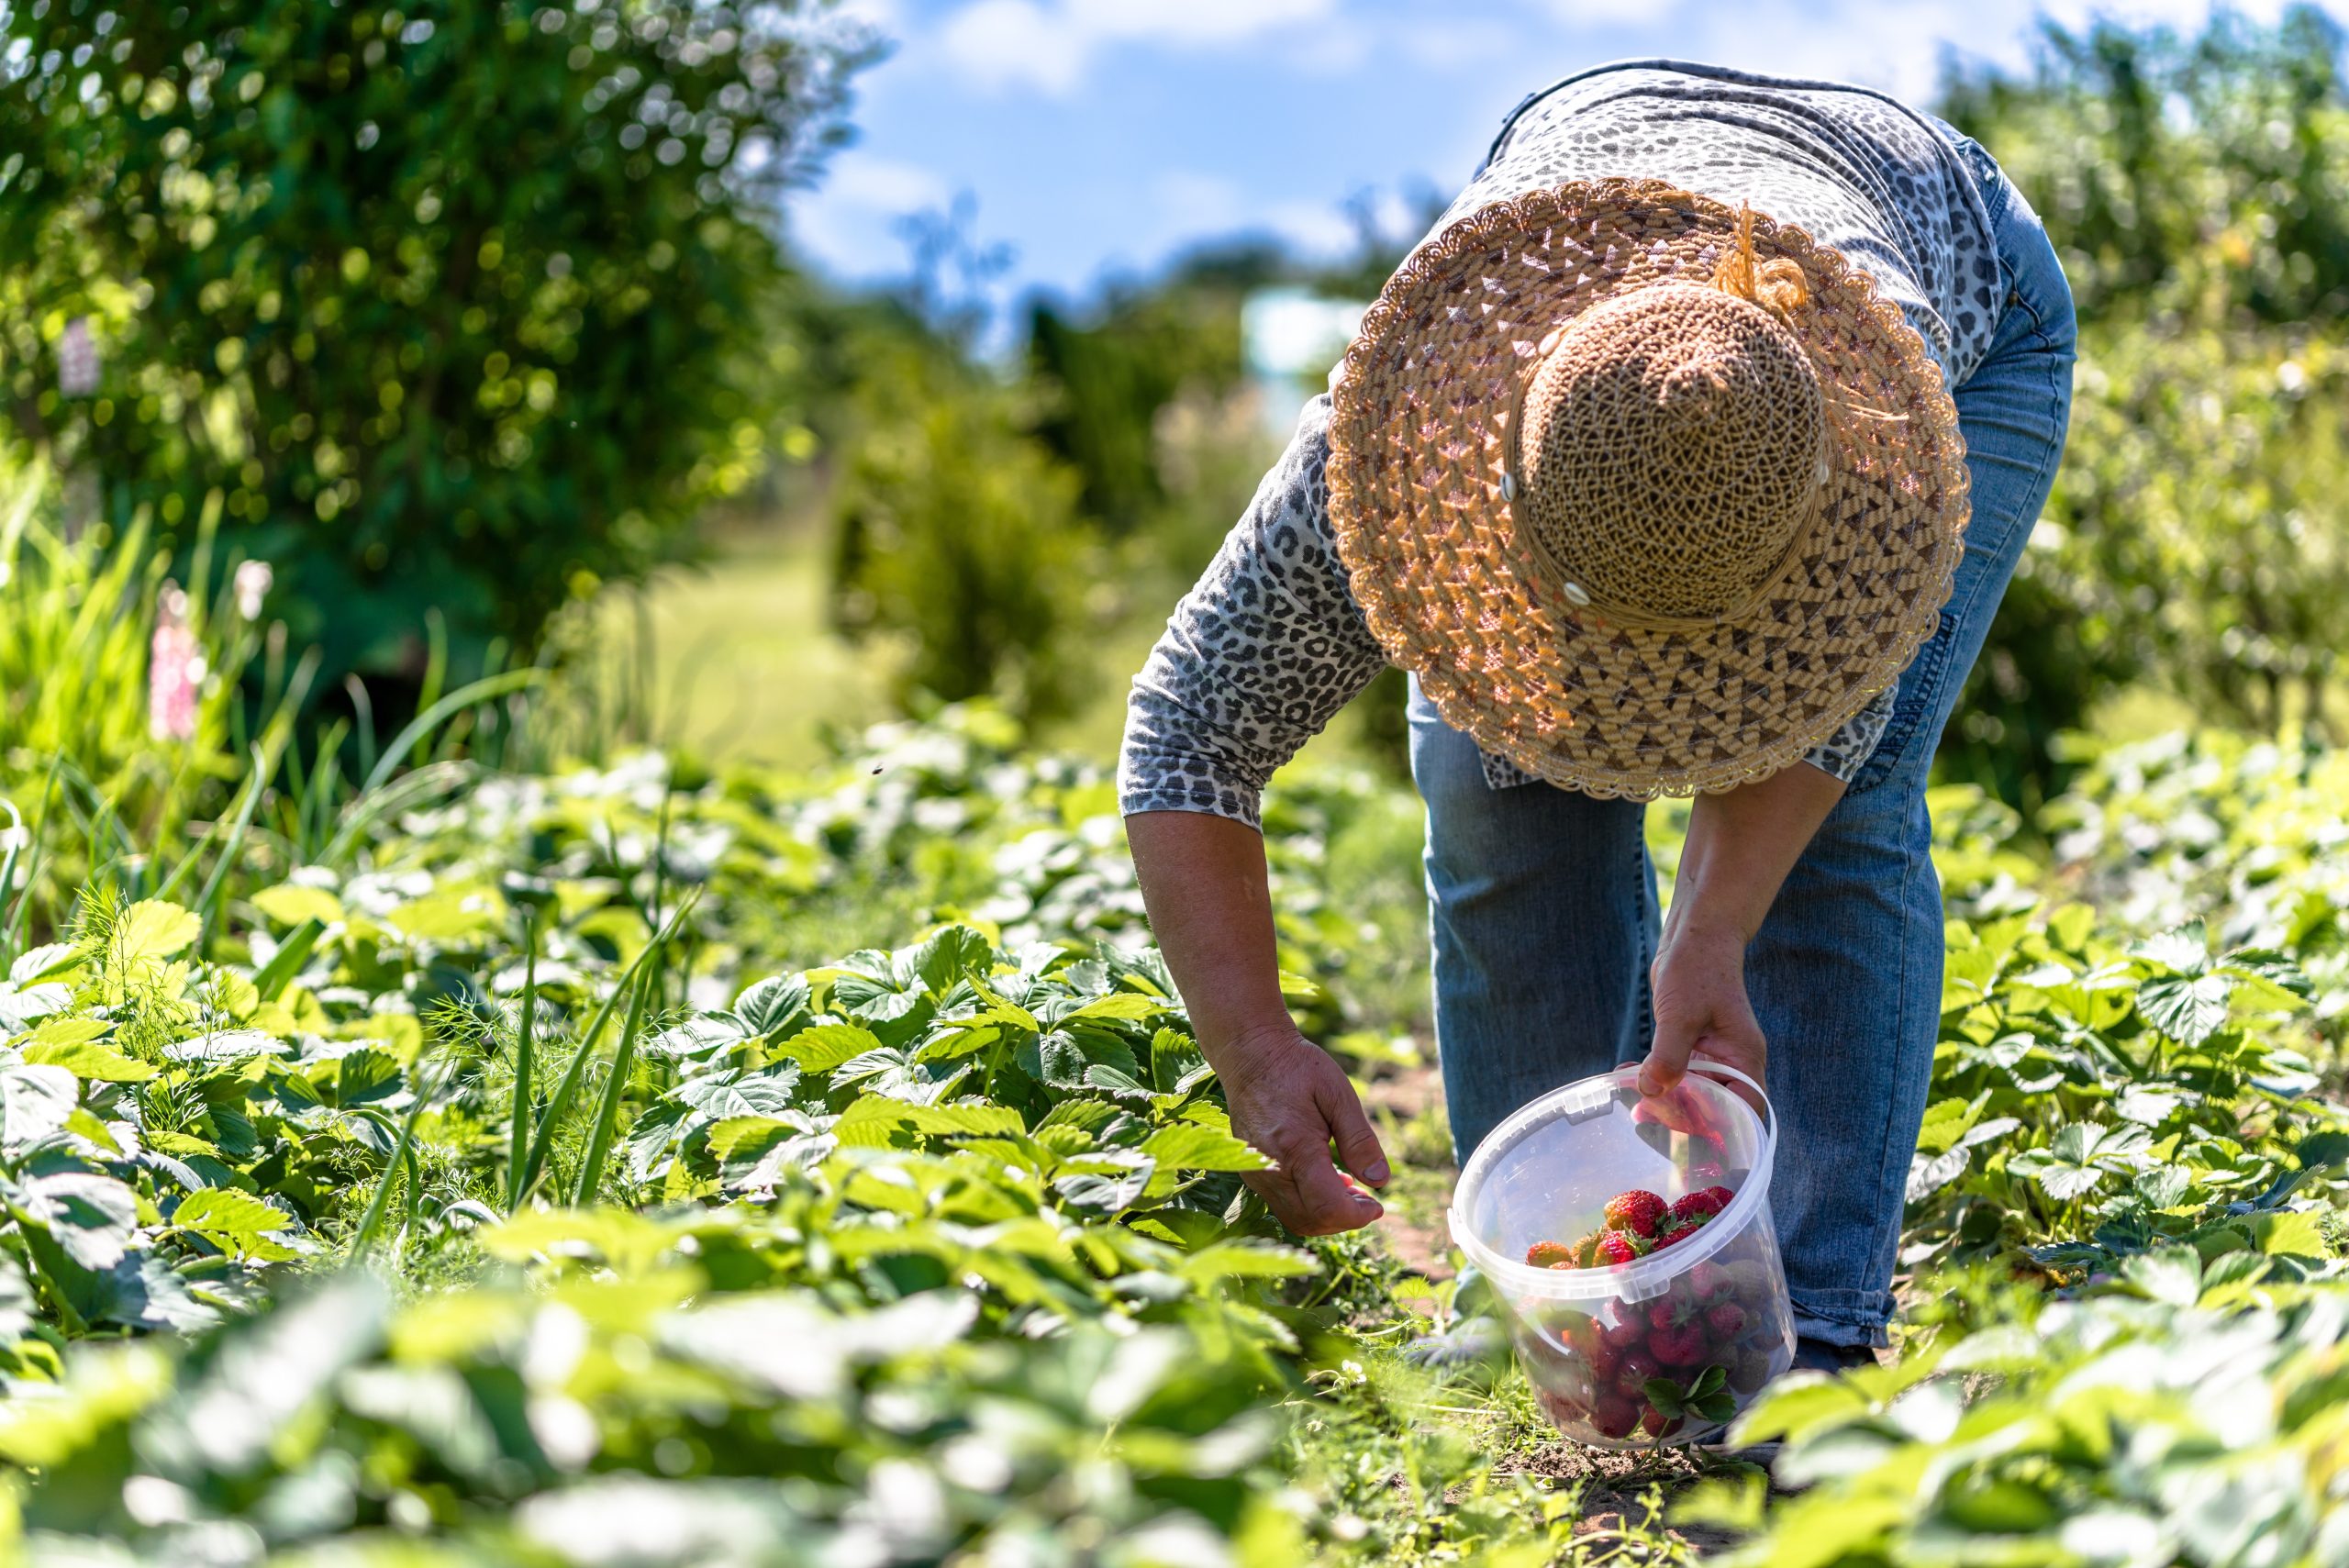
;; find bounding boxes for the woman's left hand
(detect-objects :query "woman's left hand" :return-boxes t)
[1640,922,1766,1107]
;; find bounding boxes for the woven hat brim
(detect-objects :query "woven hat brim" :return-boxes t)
[1328,179,1971,800]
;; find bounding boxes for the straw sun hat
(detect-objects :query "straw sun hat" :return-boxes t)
[1328,179,1970,799]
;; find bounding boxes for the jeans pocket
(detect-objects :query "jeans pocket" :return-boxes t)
[1848,611,1958,795]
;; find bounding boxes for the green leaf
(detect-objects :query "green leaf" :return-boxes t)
[252,917,326,1002]
[250,884,345,929]
[2118,1246,2203,1306]
[832,1096,1025,1148]
[1138,1122,1268,1173]
[1913,1095,1984,1154]
[730,974,810,1038]
[2254,1208,2327,1260]
[1178,1240,1318,1282]
[1063,993,1163,1023]
[0,1064,78,1153]
[172,1189,299,1262]
[773,1022,883,1073]
[20,1016,109,1051]
[14,1173,139,1273]
[19,1040,156,1084]
[116,900,201,962]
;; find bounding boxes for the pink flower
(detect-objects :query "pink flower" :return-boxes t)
[149,583,203,742]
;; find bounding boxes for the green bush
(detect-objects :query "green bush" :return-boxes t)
[829,325,1102,724]
[1941,6,2349,805]
[0,1,874,692]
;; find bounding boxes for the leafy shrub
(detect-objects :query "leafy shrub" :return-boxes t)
[1941,7,2349,801]
[0,1,875,690]
[829,329,1102,724]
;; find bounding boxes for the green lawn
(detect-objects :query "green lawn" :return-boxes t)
[626,525,1385,775]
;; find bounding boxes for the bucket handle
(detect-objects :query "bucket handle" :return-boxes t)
[1680,1061,1775,1142]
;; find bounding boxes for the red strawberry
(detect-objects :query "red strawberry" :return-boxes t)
[1671,1186,1736,1224]
[1687,1261,1731,1303]
[1613,1349,1659,1396]
[1586,1338,1622,1383]
[1549,1310,1599,1357]
[1525,1240,1576,1268]
[1590,1394,1640,1439]
[1645,1296,1685,1332]
[1640,1405,1681,1440]
[1594,1232,1642,1266]
[1706,1302,1748,1340]
[1650,1321,1709,1367]
[1603,1189,1667,1239]
[1598,1302,1648,1349]
[1649,1218,1698,1253]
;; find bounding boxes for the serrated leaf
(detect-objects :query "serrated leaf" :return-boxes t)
[2138,972,2233,1047]
[9,944,75,985]
[1913,1096,1983,1155]
[832,1096,1024,1147]
[117,900,201,962]
[0,982,70,1033]
[1063,993,1163,1023]
[1138,1121,1267,1173]
[730,974,810,1037]
[1178,1240,1318,1282]
[2118,1246,2202,1307]
[20,1041,154,1079]
[773,1023,883,1073]
[173,1188,299,1262]
[643,1015,748,1059]
[16,1173,139,1272]
[163,1029,280,1063]
[0,1064,77,1153]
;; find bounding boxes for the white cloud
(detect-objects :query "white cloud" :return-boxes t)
[786,151,952,277]
[825,150,952,211]
[1533,0,1683,23]
[940,0,1339,95]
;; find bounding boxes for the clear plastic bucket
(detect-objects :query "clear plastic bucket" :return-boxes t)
[1448,1063,1796,1447]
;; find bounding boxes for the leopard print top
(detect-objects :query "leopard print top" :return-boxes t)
[1119,61,2005,828]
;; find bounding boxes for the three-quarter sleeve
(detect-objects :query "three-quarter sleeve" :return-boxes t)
[1117,395,1389,830]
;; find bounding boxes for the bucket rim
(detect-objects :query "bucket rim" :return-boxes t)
[1445,1062,1777,1302]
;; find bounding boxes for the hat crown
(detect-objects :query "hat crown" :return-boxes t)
[1514,281,1828,628]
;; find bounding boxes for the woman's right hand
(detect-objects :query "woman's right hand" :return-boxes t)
[1216,1023,1388,1236]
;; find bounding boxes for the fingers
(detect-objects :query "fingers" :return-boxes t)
[1286,1138,1384,1234]
[1317,1068,1390,1189]
[1639,1006,1698,1099]
[1247,1111,1384,1236]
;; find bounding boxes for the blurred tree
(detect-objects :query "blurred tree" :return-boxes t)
[0,1,876,698]
[1940,5,2349,811]
[829,307,1099,725]
[1023,249,1270,538]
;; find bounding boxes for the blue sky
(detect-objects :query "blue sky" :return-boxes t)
[791,0,2336,315]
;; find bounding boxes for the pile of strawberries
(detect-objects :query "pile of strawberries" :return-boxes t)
[1523,1183,1732,1271]
[1536,1255,1778,1440]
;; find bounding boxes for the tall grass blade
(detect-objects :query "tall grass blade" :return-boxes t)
[506,908,540,1212]
[252,917,325,1002]
[358,668,540,805]
[570,962,651,1207]
[516,891,698,1205]
[350,1051,445,1261]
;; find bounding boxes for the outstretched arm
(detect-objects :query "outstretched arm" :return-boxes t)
[1639,762,1846,1105]
[1127,810,1388,1236]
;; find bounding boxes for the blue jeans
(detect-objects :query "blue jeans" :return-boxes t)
[1409,138,2076,1348]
